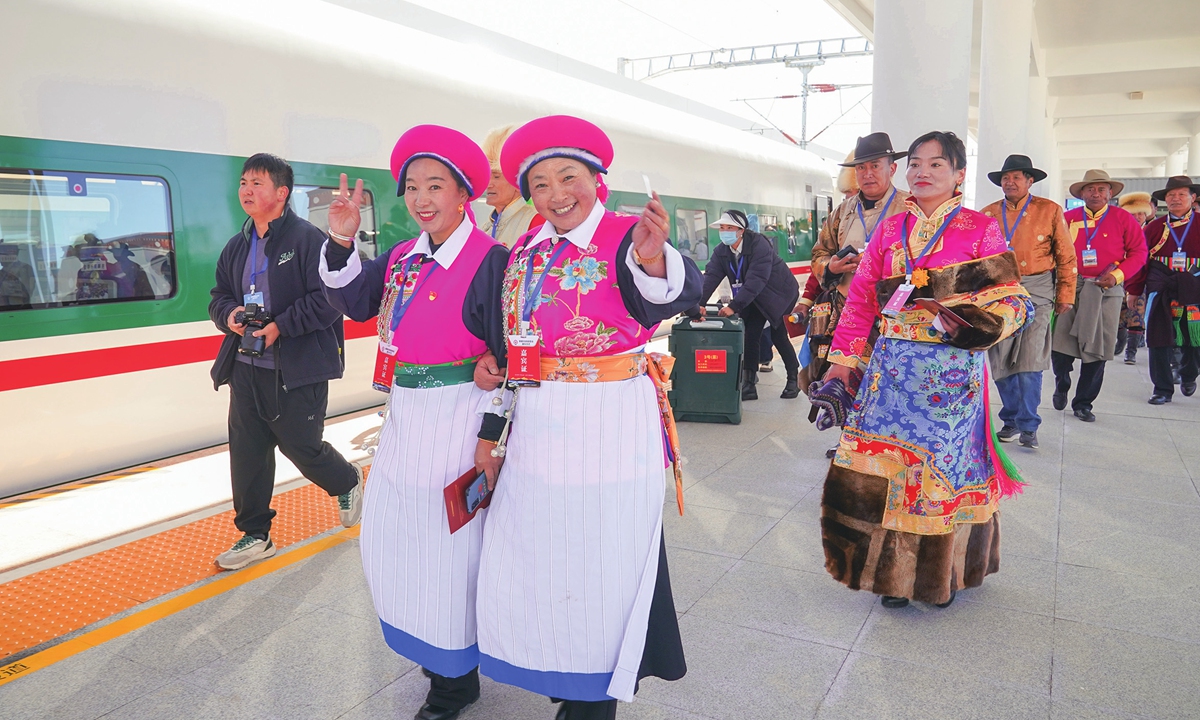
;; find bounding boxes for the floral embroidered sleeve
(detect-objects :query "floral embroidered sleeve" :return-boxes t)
[985,295,1033,344]
[827,223,888,368]
[973,217,1009,258]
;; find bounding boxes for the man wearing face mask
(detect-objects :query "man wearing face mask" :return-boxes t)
[691,209,801,400]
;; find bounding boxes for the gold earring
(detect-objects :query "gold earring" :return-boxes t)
[458,203,464,213]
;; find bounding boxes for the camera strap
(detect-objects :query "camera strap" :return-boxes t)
[248,345,282,423]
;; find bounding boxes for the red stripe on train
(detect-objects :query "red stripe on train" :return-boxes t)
[0,320,377,392]
[790,262,812,276]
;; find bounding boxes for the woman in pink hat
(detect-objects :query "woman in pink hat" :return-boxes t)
[320,125,509,720]
[470,115,701,719]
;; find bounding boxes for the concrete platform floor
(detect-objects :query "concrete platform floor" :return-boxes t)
[2,355,1199,720]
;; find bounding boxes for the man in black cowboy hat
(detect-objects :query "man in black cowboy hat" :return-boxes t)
[802,132,910,452]
[1125,175,1200,404]
[980,155,1076,449]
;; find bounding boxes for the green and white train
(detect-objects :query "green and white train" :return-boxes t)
[0,0,834,496]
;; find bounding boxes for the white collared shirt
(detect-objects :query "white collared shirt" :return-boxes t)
[525,197,686,304]
[401,215,475,268]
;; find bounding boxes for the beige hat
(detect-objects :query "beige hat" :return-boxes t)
[836,150,859,195]
[1118,191,1155,218]
[1069,169,1125,199]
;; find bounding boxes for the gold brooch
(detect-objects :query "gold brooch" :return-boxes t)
[911,267,930,288]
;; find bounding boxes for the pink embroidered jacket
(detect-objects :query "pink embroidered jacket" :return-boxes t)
[828,195,1016,368]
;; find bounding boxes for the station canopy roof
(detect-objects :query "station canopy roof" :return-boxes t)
[826,0,1200,178]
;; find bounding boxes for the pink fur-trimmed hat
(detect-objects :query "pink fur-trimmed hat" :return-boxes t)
[500,115,614,200]
[390,125,490,201]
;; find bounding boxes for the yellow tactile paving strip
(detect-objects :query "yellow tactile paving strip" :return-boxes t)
[0,470,368,666]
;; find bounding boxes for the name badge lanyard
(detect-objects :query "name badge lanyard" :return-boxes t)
[247,228,269,301]
[901,206,962,282]
[388,255,438,337]
[1168,213,1195,254]
[1081,207,1109,252]
[1001,194,1033,248]
[856,187,898,242]
[521,239,571,333]
[729,255,745,292]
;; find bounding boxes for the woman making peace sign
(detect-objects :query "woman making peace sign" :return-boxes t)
[319,125,508,720]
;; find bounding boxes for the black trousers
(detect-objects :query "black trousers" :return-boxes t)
[741,304,799,379]
[424,667,480,711]
[1149,345,1200,397]
[228,361,356,537]
[1051,350,1106,412]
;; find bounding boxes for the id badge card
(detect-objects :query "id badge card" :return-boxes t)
[372,342,397,393]
[507,334,541,386]
[244,291,264,306]
[882,282,915,317]
[1081,248,1098,268]
[731,282,743,294]
[1171,251,1188,271]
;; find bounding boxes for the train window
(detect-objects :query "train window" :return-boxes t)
[291,185,378,259]
[674,209,709,264]
[785,214,798,253]
[0,169,174,310]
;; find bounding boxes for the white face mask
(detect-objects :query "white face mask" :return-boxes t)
[719,230,739,245]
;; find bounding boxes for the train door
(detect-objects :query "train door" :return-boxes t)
[812,194,833,251]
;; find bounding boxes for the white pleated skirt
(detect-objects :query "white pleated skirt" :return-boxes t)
[476,374,667,703]
[360,381,488,678]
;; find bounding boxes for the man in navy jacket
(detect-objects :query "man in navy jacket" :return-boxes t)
[692,210,801,400]
[208,153,362,571]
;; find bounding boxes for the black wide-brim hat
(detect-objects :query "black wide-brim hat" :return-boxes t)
[838,132,906,167]
[987,154,1047,186]
[1151,175,1200,202]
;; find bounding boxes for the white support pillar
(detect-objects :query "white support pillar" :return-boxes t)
[974,0,1035,208]
[1025,75,1050,198]
[1188,134,1200,176]
[1167,149,1186,177]
[871,0,974,190]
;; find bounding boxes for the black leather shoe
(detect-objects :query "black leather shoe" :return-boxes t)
[1148,394,1171,405]
[1052,391,1067,411]
[780,379,800,399]
[1073,408,1096,422]
[1183,382,1197,397]
[415,703,467,720]
[934,589,957,609]
[825,446,838,459]
[880,595,909,609]
[741,383,758,401]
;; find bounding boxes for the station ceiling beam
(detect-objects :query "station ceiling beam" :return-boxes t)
[616,37,872,82]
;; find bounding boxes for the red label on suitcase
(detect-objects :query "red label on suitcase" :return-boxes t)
[695,349,727,373]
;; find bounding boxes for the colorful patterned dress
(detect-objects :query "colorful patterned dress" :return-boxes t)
[821,195,1033,604]
[476,200,701,703]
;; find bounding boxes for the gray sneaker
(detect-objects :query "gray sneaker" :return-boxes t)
[1019,431,1039,449]
[215,534,275,571]
[997,425,1019,443]
[338,463,365,528]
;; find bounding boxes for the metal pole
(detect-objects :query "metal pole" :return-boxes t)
[800,65,812,149]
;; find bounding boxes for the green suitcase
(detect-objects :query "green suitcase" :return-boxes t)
[667,311,744,424]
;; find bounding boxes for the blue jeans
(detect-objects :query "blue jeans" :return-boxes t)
[995,370,1042,432]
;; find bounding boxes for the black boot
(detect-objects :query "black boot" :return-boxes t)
[741,365,758,401]
[1114,326,1127,355]
[780,372,800,399]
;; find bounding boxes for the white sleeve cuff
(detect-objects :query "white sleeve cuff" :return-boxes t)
[318,239,363,289]
[625,243,685,304]
[476,387,514,417]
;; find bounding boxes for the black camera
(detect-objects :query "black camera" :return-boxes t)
[235,302,273,357]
